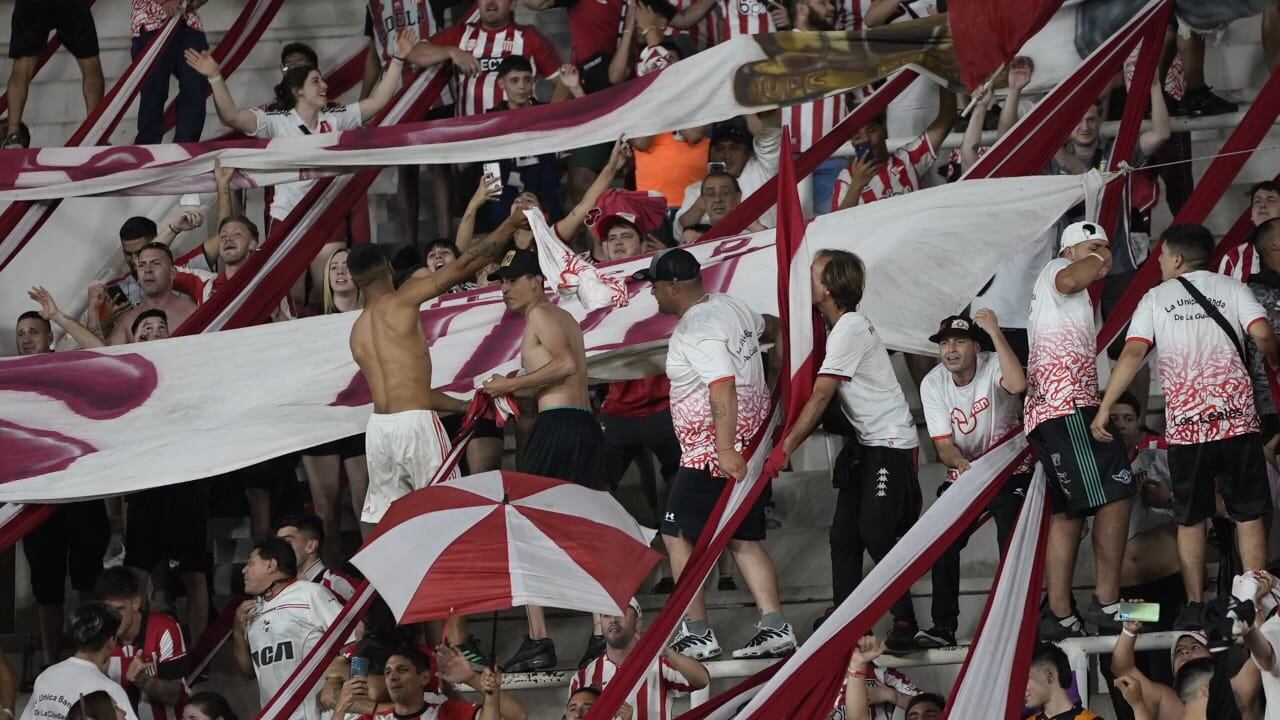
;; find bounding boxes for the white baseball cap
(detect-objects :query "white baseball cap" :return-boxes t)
[1059,221,1109,253]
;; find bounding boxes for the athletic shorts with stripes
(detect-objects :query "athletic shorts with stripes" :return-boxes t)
[1028,405,1135,518]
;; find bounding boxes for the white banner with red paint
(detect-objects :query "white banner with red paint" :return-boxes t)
[0,172,1097,501]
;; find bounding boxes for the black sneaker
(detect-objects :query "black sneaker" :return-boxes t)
[457,635,490,671]
[1180,86,1237,117]
[812,606,835,633]
[2,124,30,149]
[651,577,675,594]
[578,634,606,668]
[1039,609,1086,641]
[883,621,920,655]
[1174,601,1206,631]
[914,626,956,649]
[717,575,738,592]
[1080,595,1123,633]
[502,636,556,673]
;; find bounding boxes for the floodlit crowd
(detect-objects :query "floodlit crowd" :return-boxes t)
[8,0,1280,719]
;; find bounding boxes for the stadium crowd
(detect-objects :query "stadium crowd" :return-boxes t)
[7,0,1280,718]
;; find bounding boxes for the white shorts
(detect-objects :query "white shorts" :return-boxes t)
[361,410,458,524]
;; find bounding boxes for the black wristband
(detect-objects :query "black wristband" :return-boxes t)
[392,55,407,62]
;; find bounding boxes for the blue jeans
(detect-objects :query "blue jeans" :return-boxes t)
[132,21,208,144]
[811,156,847,216]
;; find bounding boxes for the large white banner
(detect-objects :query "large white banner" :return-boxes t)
[0,173,1098,502]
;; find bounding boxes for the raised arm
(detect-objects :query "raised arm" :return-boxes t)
[974,308,1025,393]
[924,84,958,155]
[554,138,632,239]
[959,84,994,171]
[608,0,639,85]
[357,30,413,121]
[1092,340,1149,442]
[998,57,1033,135]
[184,50,259,134]
[457,174,502,251]
[841,635,887,720]
[28,287,104,349]
[1054,245,1111,294]
[397,214,521,307]
[1138,79,1171,159]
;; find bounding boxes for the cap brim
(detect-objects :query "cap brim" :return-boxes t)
[487,268,523,281]
[928,329,980,344]
[632,269,656,282]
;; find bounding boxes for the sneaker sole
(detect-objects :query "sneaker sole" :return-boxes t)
[731,641,796,659]
[679,647,723,661]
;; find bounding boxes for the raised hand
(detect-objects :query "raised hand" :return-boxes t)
[972,308,1000,335]
[184,48,221,78]
[849,634,885,666]
[561,64,583,93]
[1008,56,1033,93]
[394,28,416,61]
[28,286,62,321]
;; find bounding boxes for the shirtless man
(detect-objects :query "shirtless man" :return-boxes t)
[345,215,521,529]
[481,247,602,673]
[108,244,196,345]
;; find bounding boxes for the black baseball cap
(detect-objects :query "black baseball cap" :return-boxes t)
[927,315,987,344]
[632,247,701,282]
[710,122,750,147]
[487,249,542,281]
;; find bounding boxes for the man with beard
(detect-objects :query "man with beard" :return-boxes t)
[177,215,294,321]
[108,244,196,344]
[570,599,709,720]
[674,117,781,236]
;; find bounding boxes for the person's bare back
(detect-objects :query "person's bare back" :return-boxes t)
[350,293,437,415]
[520,302,590,411]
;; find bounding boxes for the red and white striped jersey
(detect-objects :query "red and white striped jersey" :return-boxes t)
[175,266,296,321]
[366,0,439,62]
[831,665,921,720]
[570,654,696,720]
[107,613,189,720]
[721,0,775,39]
[1218,242,1259,282]
[303,559,357,602]
[672,0,720,50]
[830,133,936,211]
[430,21,563,117]
[783,94,846,153]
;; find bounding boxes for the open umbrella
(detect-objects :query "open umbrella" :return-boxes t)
[350,470,660,623]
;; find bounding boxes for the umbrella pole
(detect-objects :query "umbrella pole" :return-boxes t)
[490,609,499,670]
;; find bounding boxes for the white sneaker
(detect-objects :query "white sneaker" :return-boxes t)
[670,623,723,660]
[732,623,797,659]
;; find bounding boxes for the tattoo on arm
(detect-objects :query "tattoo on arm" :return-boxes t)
[467,232,507,262]
[711,401,727,420]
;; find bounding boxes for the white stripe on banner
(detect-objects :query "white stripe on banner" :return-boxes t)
[944,466,1048,719]
[733,436,1029,717]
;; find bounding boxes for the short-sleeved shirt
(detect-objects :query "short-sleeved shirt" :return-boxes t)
[635,131,710,209]
[921,352,1025,479]
[1025,258,1100,432]
[565,0,626,65]
[830,133,936,211]
[131,0,203,35]
[107,612,189,720]
[20,657,141,720]
[247,580,346,720]
[666,294,772,475]
[569,653,695,720]
[1128,434,1173,538]
[1219,243,1259,282]
[249,105,365,221]
[1127,270,1267,445]
[429,21,562,117]
[829,665,920,720]
[363,698,477,720]
[818,312,918,449]
[720,0,775,38]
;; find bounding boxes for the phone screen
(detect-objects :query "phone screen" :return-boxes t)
[350,657,369,678]
[1116,602,1160,623]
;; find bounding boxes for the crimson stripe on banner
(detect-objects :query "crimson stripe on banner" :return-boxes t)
[162,0,287,132]
[677,663,781,719]
[0,13,184,270]
[0,504,55,552]
[0,0,100,116]
[702,70,917,241]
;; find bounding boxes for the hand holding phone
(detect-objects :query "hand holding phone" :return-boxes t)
[350,656,369,678]
[1116,602,1160,624]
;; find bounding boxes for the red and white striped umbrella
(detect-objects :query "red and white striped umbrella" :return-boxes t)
[350,470,661,623]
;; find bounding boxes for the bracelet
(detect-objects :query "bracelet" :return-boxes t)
[392,55,407,63]
[1121,628,1136,637]
[169,224,179,234]
[1087,251,1106,264]
[209,74,223,84]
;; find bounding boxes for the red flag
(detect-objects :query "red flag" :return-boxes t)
[948,0,1066,89]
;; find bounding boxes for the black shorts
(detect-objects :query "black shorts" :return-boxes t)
[9,0,99,59]
[23,501,109,605]
[662,466,768,543]
[520,407,606,490]
[301,433,366,459]
[600,410,683,490]
[1028,406,1135,518]
[228,456,297,491]
[125,479,211,574]
[1168,433,1272,524]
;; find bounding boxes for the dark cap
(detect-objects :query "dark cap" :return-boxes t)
[927,315,987,344]
[487,249,543,281]
[632,247,701,283]
[710,122,750,147]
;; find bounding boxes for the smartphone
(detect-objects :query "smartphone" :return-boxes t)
[350,656,369,678]
[482,162,503,191]
[852,141,873,160]
[708,161,727,173]
[179,193,202,207]
[1116,602,1160,623]
[107,285,130,306]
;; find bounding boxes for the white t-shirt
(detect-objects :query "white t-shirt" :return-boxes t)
[1128,436,1174,538]
[674,126,782,236]
[250,105,365,221]
[829,665,921,720]
[1025,257,1100,432]
[20,656,140,720]
[1257,613,1280,719]
[246,580,345,720]
[921,352,1024,478]
[1127,270,1267,445]
[818,312,917,449]
[666,294,773,476]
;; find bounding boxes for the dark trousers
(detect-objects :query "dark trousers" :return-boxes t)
[132,21,208,144]
[600,410,682,491]
[829,442,922,625]
[928,477,1027,629]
